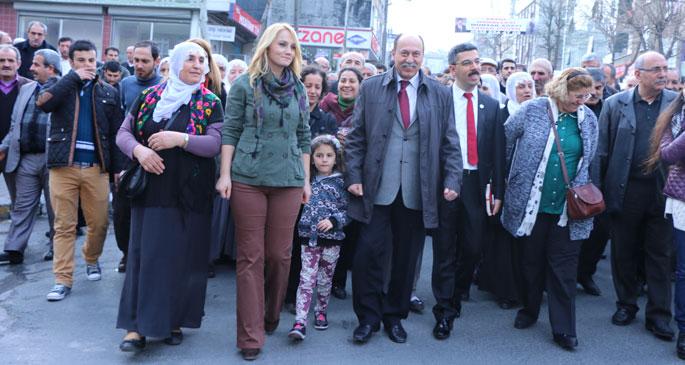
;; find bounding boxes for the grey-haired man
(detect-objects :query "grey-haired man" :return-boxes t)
[0,49,61,264]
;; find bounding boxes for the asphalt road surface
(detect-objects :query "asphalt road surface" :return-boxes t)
[0,213,682,364]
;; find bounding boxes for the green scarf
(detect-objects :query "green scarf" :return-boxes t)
[337,94,354,111]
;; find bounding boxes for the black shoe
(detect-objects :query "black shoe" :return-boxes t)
[553,333,578,350]
[409,296,424,313]
[117,256,126,273]
[514,310,536,329]
[119,336,146,352]
[163,330,183,345]
[646,319,675,341]
[677,332,685,359]
[43,247,53,261]
[498,299,518,310]
[353,324,378,343]
[578,277,601,296]
[240,348,260,361]
[0,251,23,265]
[75,227,84,236]
[433,319,453,340]
[611,308,636,326]
[332,286,347,300]
[384,322,407,344]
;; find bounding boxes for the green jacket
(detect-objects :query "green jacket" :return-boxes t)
[222,74,311,187]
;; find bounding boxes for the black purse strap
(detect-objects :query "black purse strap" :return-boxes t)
[546,105,571,188]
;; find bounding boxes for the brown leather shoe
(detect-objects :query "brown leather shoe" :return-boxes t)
[241,348,260,361]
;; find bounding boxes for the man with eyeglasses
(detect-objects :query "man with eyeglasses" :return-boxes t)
[430,42,504,340]
[16,21,56,79]
[598,51,677,340]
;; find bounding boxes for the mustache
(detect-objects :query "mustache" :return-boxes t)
[469,70,480,77]
[400,62,418,69]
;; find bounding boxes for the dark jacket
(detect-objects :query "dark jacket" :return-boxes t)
[598,87,677,213]
[660,117,685,201]
[36,70,124,174]
[452,88,505,199]
[344,68,462,229]
[309,107,338,138]
[16,40,57,79]
[298,172,349,245]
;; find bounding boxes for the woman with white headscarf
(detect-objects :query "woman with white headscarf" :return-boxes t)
[213,53,230,88]
[477,74,535,311]
[158,56,170,82]
[503,71,536,121]
[115,41,224,352]
[480,73,507,105]
[225,58,247,93]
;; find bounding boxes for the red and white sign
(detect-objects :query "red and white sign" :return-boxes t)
[297,26,375,51]
[230,3,261,36]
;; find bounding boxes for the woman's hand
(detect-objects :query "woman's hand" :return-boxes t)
[302,181,311,204]
[148,131,184,151]
[133,145,165,175]
[216,174,232,199]
[317,218,333,232]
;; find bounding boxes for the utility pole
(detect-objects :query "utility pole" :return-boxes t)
[343,0,350,52]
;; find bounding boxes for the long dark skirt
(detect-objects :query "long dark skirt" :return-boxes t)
[209,195,237,261]
[117,206,211,338]
[478,215,522,304]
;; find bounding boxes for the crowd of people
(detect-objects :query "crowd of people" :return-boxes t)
[2,19,685,362]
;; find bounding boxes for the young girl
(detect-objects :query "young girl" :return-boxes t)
[288,135,349,340]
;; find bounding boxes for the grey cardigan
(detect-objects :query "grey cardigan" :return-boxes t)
[501,97,598,241]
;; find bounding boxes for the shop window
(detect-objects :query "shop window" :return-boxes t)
[18,15,102,53]
[111,19,190,58]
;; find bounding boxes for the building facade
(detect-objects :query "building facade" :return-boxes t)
[0,0,265,62]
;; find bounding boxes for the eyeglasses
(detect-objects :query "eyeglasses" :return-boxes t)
[639,66,669,74]
[571,93,592,102]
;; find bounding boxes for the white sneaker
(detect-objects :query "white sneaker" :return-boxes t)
[46,284,71,301]
[86,262,101,281]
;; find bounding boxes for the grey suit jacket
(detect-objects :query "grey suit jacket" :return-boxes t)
[1,80,41,173]
[598,87,677,213]
[345,68,462,229]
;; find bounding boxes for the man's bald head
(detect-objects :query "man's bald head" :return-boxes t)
[393,33,425,52]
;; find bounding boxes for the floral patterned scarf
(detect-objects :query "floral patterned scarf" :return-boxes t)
[253,68,308,130]
[134,82,219,138]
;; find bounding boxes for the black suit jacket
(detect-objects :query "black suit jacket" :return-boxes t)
[451,89,505,199]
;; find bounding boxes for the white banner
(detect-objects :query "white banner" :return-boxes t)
[206,25,236,42]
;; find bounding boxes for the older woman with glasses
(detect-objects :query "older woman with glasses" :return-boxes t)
[501,67,597,350]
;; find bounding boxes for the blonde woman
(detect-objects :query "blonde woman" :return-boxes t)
[502,68,597,350]
[216,23,310,361]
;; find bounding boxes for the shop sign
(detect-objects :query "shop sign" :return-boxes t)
[298,26,373,50]
[229,3,261,36]
[207,25,235,42]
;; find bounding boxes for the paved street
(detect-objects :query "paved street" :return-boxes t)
[0,208,682,364]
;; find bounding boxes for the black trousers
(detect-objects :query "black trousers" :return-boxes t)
[577,212,610,281]
[111,187,131,256]
[610,179,672,322]
[520,213,581,336]
[352,194,425,327]
[332,220,360,289]
[285,207,304,305]
[431,172,486,320]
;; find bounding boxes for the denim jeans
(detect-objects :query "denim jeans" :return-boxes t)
[675,228,685,332]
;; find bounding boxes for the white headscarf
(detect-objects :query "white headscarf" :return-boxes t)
[153,42,209,122]
[506,72,536,116]
[225,59,248,88]
[480,74,500,99]
[213,53,230,88]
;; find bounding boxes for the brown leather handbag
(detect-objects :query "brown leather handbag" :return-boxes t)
[548,107,605,220]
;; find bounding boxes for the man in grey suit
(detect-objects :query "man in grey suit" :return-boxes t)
[598,51,676,340]
[0,49,59,264]
[345,33,462,344]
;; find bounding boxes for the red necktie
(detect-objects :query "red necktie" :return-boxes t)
[398,80,410,129]
[464,92,478,165]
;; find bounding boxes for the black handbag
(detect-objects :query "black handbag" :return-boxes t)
[119,114,177,198]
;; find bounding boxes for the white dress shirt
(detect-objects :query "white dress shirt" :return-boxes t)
[452,83,479,170]
[60,59,71,75]
[396,72,420,122]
